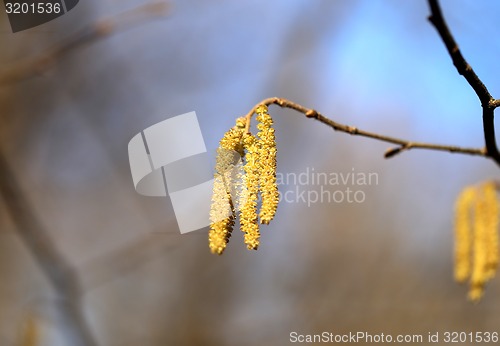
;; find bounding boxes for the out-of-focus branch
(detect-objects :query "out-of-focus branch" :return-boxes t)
[0,150,97,346]
[0,4,170,344]
[0,1,169,85]
[244,97,487,159]
[79,231,183,292]
[428,0,500,166]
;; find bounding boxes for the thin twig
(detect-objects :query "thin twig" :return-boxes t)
[0,1,169,86]
[243,1,500,164]
[0,150,98,346]
[427,0,500,166]
[245,97,486,159]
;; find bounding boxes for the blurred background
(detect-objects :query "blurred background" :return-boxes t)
[1,0,500,345]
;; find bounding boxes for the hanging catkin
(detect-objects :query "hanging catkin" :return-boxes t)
[208,119,245,255]
[256,105,279,224]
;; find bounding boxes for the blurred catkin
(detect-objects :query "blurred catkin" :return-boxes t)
[483,181,499,279]
[19,314,39,346]
[454,186,475,283]
[469,186,489,301]
[454,181,500,301]
[256,105,279,224]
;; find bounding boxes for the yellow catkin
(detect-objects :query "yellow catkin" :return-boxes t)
[455,182,500,301]
[454,186,476,283]
[208,119,245,255]
[19,314,39,346]
[256,105,279,224]
[208,175,235,255]
[469,185,490,301]
[240,133,260,250]
[483,181,499,280]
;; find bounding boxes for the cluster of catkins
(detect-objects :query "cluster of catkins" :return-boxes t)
[209,105,279,255]
[454,181,499,301]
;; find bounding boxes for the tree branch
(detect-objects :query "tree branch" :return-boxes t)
[243,2,500,165]
[427,0,500,166]
[0,150,98,346]
[245,97,486,159]
[0,4,170,344]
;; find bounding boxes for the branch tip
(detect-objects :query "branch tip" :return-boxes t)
[428,0,500,167]
[384,146,404,159]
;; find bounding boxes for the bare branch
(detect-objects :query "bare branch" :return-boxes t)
[427,0,500,166]
[0,150,98,346]
[79,231,182,292]
[427,0,491,104]
[242,2,499,165]
[244,97,486,159]
[0,1,169,86]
